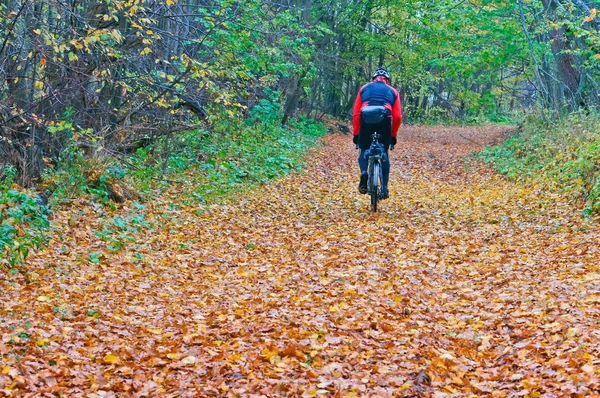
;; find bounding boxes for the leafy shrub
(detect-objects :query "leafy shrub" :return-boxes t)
[480,112,600,214]
[41,147,136,208]
[37,94,327,225]
[124,97,328,202]
[0,166,51,270]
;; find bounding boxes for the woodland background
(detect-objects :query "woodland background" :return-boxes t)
[1,0,600,267]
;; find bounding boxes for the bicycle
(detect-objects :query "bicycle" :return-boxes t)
[359,132,391,212]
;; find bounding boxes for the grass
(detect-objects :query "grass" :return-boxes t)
[479,112,600,215]
[127,112,328,204]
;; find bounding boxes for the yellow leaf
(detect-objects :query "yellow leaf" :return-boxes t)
[452,376,464,385]
[444,385,457,393]
[479,335,492,351]
[228,353,242,362]
[2,367,9,374]
[111,30,122,42]
[261,347,280,363]
[105,354,119,364]
[166,353,179,359]
[33,29,41,35]
[71,40,84,50]
[37,295,50,302]
[584,8,597,23]
[36,338,49,347]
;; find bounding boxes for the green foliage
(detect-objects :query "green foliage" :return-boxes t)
[38,94,327,261]
[128,95,328,202]
[41,147,129,208]
[93,210,152,256]
[35,97,327,258]
[48,108,324,206]
[0,167,51,269]
[1,0,325,185]
[326,0,529,122]
[480,113,600,214]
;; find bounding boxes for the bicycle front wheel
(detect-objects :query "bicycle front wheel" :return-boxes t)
[370,163,380,212]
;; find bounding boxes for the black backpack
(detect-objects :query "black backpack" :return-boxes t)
[360,105,390,124]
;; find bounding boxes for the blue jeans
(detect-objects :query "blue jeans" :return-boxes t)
[358,149,390,187]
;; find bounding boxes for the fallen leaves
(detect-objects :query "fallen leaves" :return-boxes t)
[104,354,119,364]
[179,356,197,365]
[1,126,599,395]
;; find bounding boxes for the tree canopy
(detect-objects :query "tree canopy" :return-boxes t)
[1,0,599,184]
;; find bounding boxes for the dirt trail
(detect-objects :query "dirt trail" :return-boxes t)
[2,126,600,396]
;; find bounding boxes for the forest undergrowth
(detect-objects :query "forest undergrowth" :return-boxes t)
[1,125,599,396]
[1,107,327,270]
[481,113,600,215]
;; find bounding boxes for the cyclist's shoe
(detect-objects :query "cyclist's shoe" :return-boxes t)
[359,173,368,194]
[380,186,389,200]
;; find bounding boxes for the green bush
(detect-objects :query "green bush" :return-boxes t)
[40,95,328,208]
[0,166,51,270]
[42,145,136,209]
[125,96,328,202]
[479,112,600,214]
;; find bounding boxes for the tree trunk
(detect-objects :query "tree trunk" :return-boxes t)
[282,68,309,126]
[541,0,581,112]
[517,0,550,110]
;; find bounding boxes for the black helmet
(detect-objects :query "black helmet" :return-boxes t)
[372,67,391,80]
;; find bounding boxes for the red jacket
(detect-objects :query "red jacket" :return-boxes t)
[352,78,402,137]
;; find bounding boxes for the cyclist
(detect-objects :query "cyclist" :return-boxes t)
[352,67,402,199]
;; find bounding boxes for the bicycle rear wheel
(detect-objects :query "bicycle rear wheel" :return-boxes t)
[370,163,380,212]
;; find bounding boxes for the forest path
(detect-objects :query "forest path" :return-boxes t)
[4,126,600,396]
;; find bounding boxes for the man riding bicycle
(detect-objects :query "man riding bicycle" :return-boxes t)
[352,67,402,199]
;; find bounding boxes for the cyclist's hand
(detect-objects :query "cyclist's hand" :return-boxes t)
[391,136,397,146]
[352,135,359,145]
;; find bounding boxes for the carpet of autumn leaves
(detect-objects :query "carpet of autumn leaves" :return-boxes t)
[2,125,600,397]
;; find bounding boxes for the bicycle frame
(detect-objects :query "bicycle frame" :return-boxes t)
[364,132,387,212]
